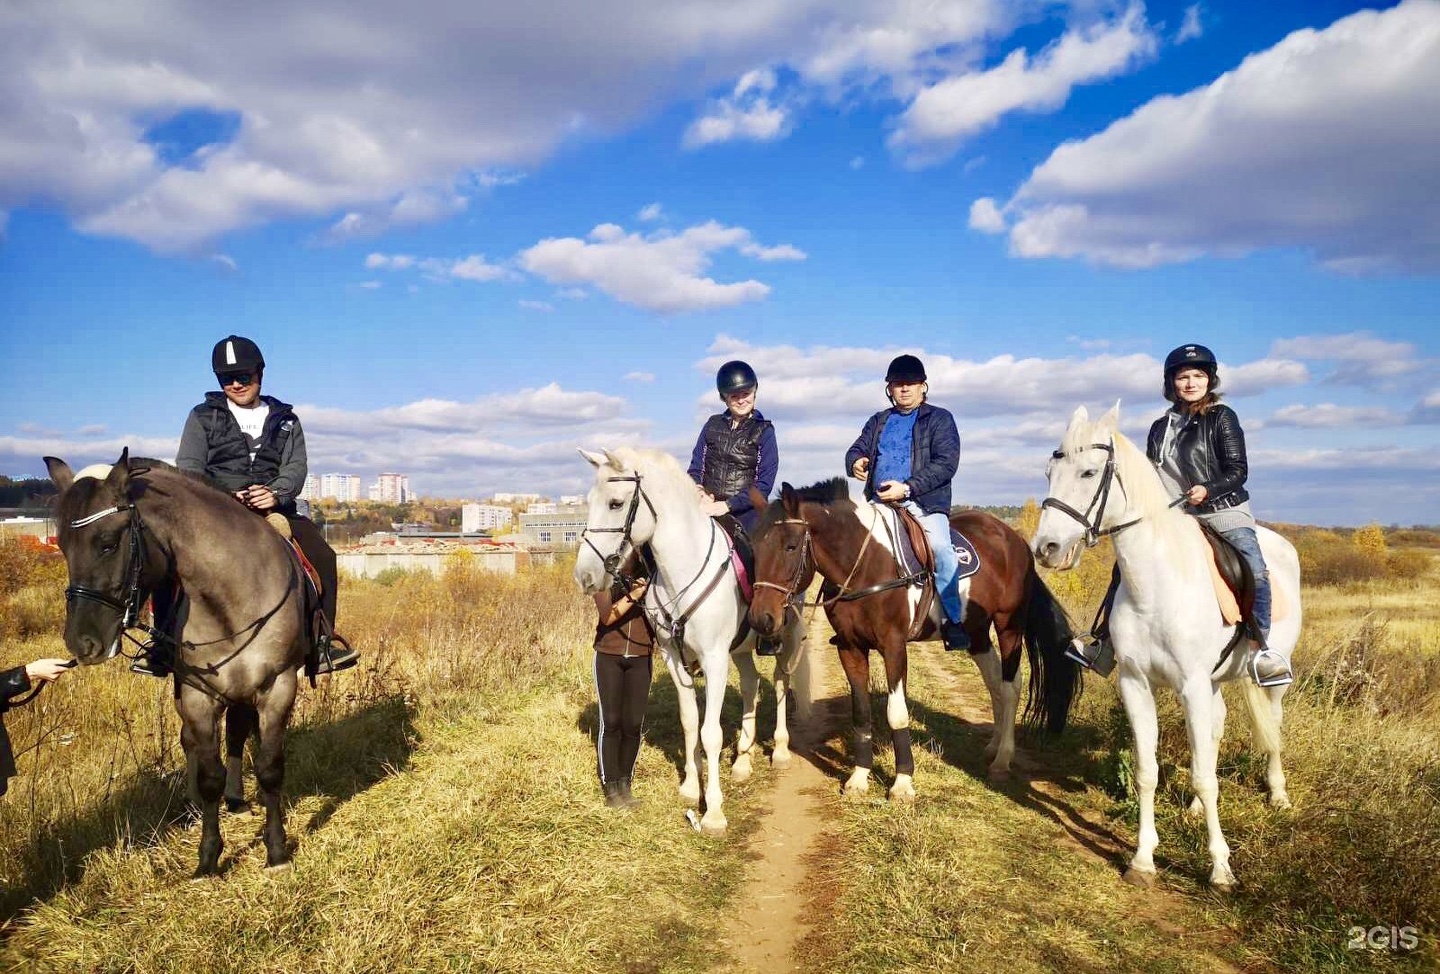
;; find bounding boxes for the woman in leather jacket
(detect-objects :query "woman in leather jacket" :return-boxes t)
[1147,343,1290,687]
[2,657,73,797]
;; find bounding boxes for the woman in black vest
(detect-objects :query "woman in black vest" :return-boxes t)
[136,335,358,678]
[3,657,72,797]
[686,360,778,535]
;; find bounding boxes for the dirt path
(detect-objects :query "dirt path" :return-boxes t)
[726,617,846,974]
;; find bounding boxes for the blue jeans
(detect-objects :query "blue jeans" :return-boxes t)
[903,502,962,623]
[1221,526,1271,636]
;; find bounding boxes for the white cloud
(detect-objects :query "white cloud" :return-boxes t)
[210,253,238,271]
[366,251,514,283]
[1176,4,1203,44]
[637,202,663,222]
[740,241,807,261]
[992,0,1440,270]
[968,197,1007,234]
[519,299,554,312]
[623,371,656,383]
[555,287,589,300]
[447,255,513,282]
[359,280,381,289]
[366,253,414,270]
[890,4,1158,166]
[1410,390,1440,425]
[519,220,800,313]
[684,68,790,149]
[1264,403,1404,429]
[1270,332,1427,388]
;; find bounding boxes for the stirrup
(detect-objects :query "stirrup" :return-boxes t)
[313,634,360,675]
[1065,635,1116,677]
[1250,648,1293,688]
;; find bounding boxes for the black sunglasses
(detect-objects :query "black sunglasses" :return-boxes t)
[217,372,256,387]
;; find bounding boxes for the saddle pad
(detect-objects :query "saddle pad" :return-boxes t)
[883,506,982,582]
[1201,539,1288,626]
[714,514,754,601]
[729,541,752,601]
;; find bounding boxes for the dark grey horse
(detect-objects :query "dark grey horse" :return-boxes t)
[46,448,307,877]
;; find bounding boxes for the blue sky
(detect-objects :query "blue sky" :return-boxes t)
[1,0,1436,525]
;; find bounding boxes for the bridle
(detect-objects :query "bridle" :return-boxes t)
[64,502,151,634]
[580,474,655,586]
[1040,440,1144,548]
[754,509,923,612]
[751,518,814,620]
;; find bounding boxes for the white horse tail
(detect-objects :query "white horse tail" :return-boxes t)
[1240,678,1283,756]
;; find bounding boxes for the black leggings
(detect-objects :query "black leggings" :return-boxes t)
[594,652,651,785]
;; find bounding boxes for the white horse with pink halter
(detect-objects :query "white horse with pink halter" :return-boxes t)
[574,446,810,835]
[1032,404,1300,890]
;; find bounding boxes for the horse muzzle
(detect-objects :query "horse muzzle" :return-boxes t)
[1034,536,1083,571]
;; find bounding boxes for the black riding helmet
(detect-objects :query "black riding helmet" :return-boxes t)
[1162,343,1219,400]
[885,354,927,383]
[213,335,265,375]
[716,360,758,397]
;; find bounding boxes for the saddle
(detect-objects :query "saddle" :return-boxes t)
[886,506,983,640]
[1198,522,1287,635]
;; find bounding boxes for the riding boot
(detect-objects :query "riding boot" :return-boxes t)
[941,619,971,652]
[311,633,360,675]
[617,777,640,808]
[603,780,627,809]
[1065,635,1116,677]
[130,640,174,678]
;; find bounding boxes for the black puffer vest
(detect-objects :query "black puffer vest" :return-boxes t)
[696,412,772,501]
[1146,403,1251,513]
[189,392,299,495]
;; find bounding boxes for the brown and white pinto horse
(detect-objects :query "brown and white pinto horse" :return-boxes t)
[749,479,1080,798]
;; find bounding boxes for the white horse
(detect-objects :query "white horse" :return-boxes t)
[1032,405,1300,890]
[573,447,809,835]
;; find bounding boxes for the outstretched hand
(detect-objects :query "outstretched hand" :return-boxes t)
[25,659,74,683]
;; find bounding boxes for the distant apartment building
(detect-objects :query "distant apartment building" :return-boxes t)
[320,473,363,502]
[373,473,411,504]
[525,501,558,515]
[300,475,321,502]
[462,503,514,533]
[559,494,586,506]
[519,505,588,548]
[491,492,541,504]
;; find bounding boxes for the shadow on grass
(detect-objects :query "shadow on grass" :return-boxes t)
[1,695,417,922]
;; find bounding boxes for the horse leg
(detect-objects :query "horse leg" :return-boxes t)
[836,642,874,797]
[771,619,805,767]
[224,705,256,814]
[253,669,299,871]
[1181,682,1235,890]
[731,649,759,783]
[1116,674,1161,888]
[178,689,226,878]
[970,646,1004,762]
[699,661,729,835]
[988,622,1023,780]
[661,648,702,805]
[1189,685,1227,817]
[1264,683,1291,809]
[880,640,916,802]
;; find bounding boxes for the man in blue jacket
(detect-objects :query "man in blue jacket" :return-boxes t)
[845,354,969,651]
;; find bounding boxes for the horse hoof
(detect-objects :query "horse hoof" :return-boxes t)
[1122,867,1157,889]
[700,818,728,837]
[190,869,218,884]
[1269,794,1292,810]
[986,766,1011,783]
[842,783,870,798]
[225,798,253,816]
[678,784,702,806]
[888,787,916,804]
[731,757,753,783]
[771,749,792,768]
[1211,876,1237,894]
[264,861,294,877]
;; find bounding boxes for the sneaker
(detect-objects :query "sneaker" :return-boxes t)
[1065,636,1116,677]
[313,635,360,675]
[941,619,971,652]
[617,777,640,809]
[754,635,782,657]
[1250,649,1293,688]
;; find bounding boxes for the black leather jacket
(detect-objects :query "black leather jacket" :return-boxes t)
[1146,404,1250,513]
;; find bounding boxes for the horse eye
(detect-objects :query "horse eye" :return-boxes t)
[608,499,624,510]
[785,542,798,552]
[1080,469,1098,479]
[100,542,119,555]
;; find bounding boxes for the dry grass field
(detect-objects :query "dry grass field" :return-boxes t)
[1,525,1437,971]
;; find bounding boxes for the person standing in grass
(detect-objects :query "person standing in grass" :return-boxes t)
[2,657,73,797]
[592,558,654,809]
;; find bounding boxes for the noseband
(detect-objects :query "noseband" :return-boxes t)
[1040,440,1143,547]
[752,518,813,615]
[65,503,150,629]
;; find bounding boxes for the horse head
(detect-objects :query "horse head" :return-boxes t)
[1033,402,1134,570]
[748,483,816,637]
[45,448,146,663]
[573,447,661,594]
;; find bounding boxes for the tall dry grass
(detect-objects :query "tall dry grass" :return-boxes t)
[0,541,591,922]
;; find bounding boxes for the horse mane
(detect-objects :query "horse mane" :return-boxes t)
[128,457,237,502]
[754,477,853,536]
[604,446,704,513]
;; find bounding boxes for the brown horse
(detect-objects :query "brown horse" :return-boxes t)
[748,479,1079,798]
[46,449,309,877]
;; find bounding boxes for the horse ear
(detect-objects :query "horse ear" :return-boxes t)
[780,482,799,516]
[105,448,131,494]
[748,486,769,514]
[601,448,624,470]
[44,457,74,494]
[577,448,606,468]
[1103,399,1122,426]
[1070,404,1090,428]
